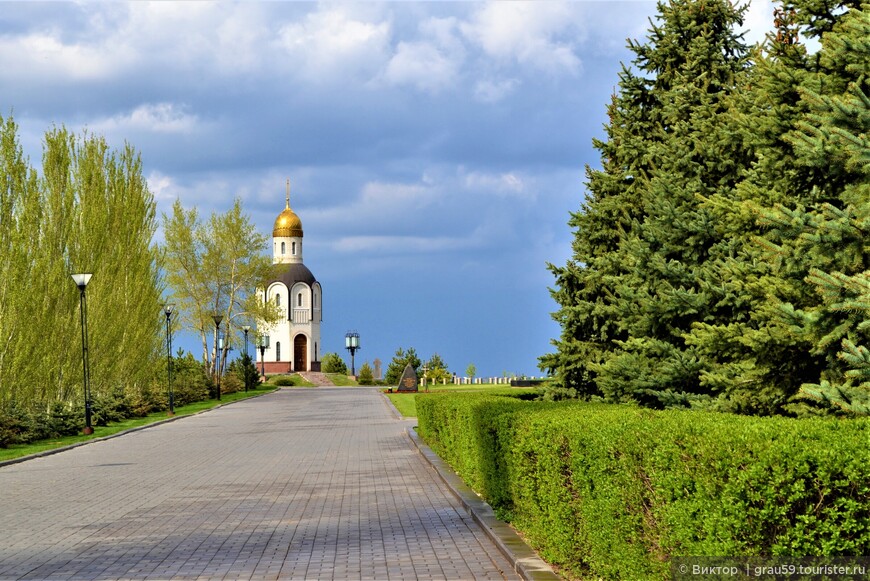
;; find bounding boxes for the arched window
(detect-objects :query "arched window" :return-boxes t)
[281,241,286,254]
[276,342,281,361]
[275,294,281,307]
[292,242,297,255]
[297,292,303,307]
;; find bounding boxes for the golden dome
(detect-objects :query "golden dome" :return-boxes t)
[273,205,303,238]
[273,180,303,238]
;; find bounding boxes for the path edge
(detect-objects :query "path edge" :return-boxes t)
[405,424,560,581]
[0,390,276,469]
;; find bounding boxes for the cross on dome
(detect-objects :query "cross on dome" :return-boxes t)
[273,179,303,238]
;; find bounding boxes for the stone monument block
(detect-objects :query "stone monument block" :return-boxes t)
[397,363,418,392]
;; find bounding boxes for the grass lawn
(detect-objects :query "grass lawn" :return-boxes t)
[325,373,359,386]
[385,384,513,418]
[0,386,277,464]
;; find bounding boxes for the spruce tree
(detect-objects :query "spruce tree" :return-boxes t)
[771,5,870,413]
[588,0,752,407]
[540,23,668,398]
[684,5,825,414]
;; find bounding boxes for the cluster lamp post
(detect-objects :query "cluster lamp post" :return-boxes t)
[71,273,94,434]
[259,334,270,379]
[164,304,175,415]
[213,314,223,400]
[345,331,360,376]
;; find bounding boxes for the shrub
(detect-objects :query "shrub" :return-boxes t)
[220,372,243,395]
[321,352,348,374]
[358,363,374,385]
[91,386,135,426]
[417,394,870,580]
[0,403,37,447]
[273,375,296,386]
[172,368,210,406]
[40,402,82,439]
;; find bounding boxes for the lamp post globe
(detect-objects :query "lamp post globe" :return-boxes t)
[71,273,93,435]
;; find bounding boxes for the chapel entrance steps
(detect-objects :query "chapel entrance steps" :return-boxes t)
[298,372,334,386]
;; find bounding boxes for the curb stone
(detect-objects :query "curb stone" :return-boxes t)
[404,422,561,581]
[0,389,275,469]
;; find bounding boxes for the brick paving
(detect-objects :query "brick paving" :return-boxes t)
[0,388,520,581]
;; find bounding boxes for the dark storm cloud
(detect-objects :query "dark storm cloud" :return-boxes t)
[1,1,773,376]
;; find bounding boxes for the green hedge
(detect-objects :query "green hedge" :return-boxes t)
[416,394,870,580]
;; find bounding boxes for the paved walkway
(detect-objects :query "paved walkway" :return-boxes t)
[0,388,520,581]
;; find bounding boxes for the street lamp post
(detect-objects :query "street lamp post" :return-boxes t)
[422,363,429,393]
[164,304,175,415]
[71,273,93,435]
[242,326,251,392]
[345,331,360,376]
[213,314,223,400]
[242,326,250,358]
[258,334,270,379]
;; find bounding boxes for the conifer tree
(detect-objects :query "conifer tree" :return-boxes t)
[767,5,870,413]
[546,0,752,407]
[540,22,668,398]
[682,5,826,414]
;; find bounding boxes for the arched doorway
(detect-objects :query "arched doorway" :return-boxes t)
[294,334,307,372]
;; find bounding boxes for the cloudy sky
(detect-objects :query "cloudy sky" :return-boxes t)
[2,1,777,378]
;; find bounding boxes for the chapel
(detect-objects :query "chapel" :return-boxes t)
[257,181,322,373]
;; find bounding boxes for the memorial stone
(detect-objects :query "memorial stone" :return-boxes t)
[397,363,418,392]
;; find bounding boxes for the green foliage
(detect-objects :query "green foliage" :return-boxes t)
[0,117,164,435]
[321,352,348,374]
[273,376,296,386]
[465,363,476,380]
[384,347,421,385]
[357,362,374,385]
[418,394,870,580]
[161,198,278,379]
[228,353,260,391]
[220,371,243,395]
[542,0,870,415]
[424,352,450,383]
[91,386,138,426]
[542,0,753,405]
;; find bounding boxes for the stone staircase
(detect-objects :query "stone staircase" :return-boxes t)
[298,372,335,386]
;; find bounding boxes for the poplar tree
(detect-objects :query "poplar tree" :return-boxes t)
[0,118,164,419]
[0,116,43,409]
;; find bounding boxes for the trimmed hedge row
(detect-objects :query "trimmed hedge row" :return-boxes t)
[416,393,870,580]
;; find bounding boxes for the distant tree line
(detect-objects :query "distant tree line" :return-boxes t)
[320,347,454,387]
[541,0,870,415]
